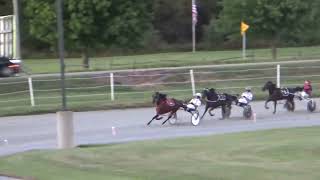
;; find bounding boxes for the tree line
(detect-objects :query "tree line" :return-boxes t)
[2,0,320,66]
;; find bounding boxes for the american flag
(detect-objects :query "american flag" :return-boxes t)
[192,4,198,25]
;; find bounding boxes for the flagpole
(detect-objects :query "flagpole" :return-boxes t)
[192,0,196,53]
[242,32,246,59]
[241,21,249,60]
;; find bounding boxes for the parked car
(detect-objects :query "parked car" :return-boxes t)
[0,56,21,77]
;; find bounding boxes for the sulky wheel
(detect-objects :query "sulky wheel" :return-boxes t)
[285,101,295,112]
[191,111,201,126]
[307,100,316,112]
[222,106,231,119]
[243,105,252,119]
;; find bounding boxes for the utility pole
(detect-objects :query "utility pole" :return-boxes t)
[12,0,21,59]
[242,32,246,59]
[56,0,67,110]
[56,0,74,150]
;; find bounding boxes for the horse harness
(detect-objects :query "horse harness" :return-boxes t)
[280,88,295,96]
[281,88,290,96]
[205,94,226,103]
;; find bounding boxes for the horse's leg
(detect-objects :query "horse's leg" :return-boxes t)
[225,102,232,119]
[147,114,159,125]
[273,100,277,114]
[288,98,295,112]
[208,107,215,116]
[221,105,226,120]
[155,116,163,120]
[200,105,209,120]
[291,100,295,112]
[173,112,178,119]
[264,97,272,109]
[162,112,174,125]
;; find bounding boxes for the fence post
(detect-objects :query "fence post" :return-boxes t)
[190,69,196,95]
[277,64,280,88]
[28,77,35,106]
[110,73,114,101]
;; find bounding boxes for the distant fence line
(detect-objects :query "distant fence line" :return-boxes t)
[1,62,320,112]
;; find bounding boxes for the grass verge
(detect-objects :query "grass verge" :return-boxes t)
[22,46,320,74]
[0,127,320,180]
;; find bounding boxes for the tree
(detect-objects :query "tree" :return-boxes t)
[153,0,221,44]
[23,0,153,68]
[153,0,191,43]
[0,0,13,16]
[215,0,318,59]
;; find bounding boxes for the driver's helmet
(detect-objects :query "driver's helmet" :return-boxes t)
[195,93,202,98]
[304,80,311,85]
[245,86,251,92]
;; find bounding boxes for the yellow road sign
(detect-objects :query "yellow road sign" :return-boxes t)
[241,21,249,35]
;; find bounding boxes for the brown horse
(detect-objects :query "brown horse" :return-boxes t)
[147,92,186,125]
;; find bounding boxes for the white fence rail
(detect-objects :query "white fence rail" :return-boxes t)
[0,63,319,111]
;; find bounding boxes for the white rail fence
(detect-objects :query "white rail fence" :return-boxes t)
[0,64,320,110]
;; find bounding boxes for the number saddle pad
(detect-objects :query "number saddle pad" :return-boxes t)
[166,99,176,106]
[217,94,226,101]
[281,88,290,96]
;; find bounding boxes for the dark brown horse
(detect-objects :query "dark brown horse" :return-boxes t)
[262,81,303,114]
[147,92,186,125]
[200,88,238,120]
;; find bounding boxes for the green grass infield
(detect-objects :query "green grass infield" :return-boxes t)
[0,126,320,180]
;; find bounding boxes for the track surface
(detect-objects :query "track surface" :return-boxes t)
[0,100,320,156]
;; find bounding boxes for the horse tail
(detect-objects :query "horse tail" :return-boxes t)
[225,94,238,105]
[232,95,238,104]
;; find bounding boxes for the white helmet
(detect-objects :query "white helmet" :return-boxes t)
[245,87,251,91]
[195,93,202,98]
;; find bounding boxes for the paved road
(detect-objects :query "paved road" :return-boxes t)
[1,100,320,156]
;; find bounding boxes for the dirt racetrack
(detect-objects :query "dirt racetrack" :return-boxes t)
[0,100,320,156]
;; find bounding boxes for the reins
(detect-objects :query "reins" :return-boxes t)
[204,97,219,103]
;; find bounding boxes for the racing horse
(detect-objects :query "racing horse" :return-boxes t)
[262,81,303,114]
[147,92,186,125]
[201,88,238,120]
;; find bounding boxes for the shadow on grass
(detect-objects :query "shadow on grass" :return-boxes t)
[77,142,122,149]
[0,173,35,180]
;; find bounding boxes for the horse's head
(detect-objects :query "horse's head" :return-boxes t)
[202,87,218,100]
[152,92,158,104]
[202,88,209,98]
[152,92,167,105]
[209,88,216,93]
[262,81,275,91]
